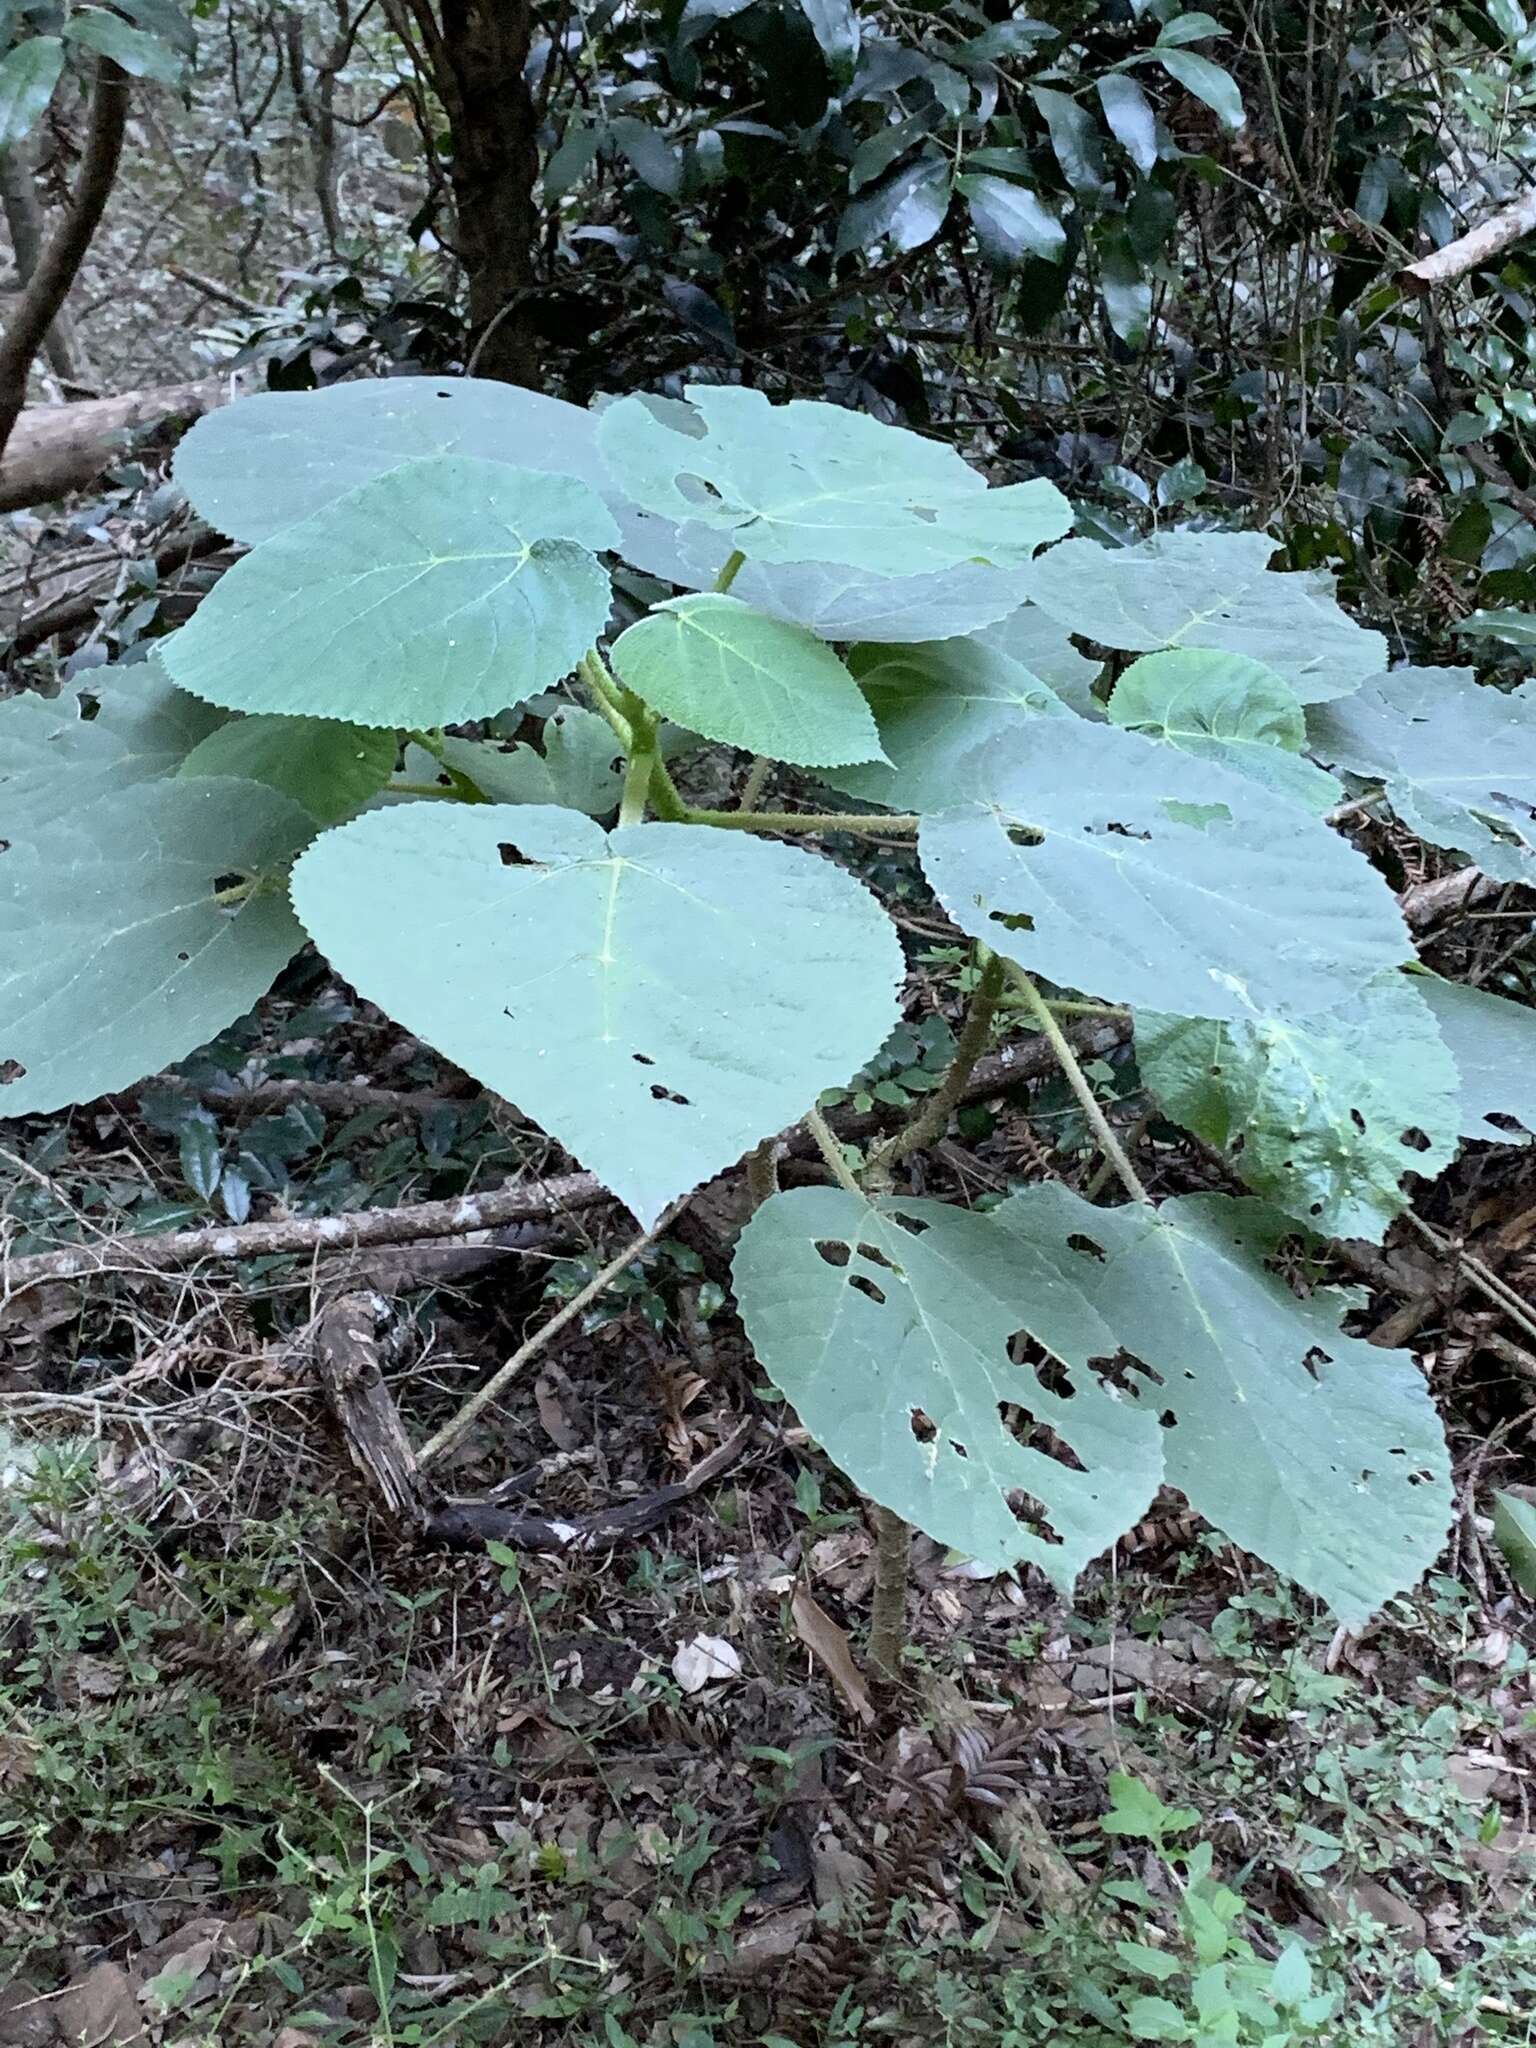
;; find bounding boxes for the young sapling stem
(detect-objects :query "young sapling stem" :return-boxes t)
[680,804,920,836]
[1007,966,1151,1205]
[738,755,772,813]
[714,548,746,593]
[619,709,659,827]
[871,947,1009,1179]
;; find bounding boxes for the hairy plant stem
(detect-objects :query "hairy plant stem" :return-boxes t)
[619,713,658,827]
[738,755,772,813]
[715,548,746,593]
[680,804,919,836]
[578,649,632,747]
[1007,967,1151,1205]
[803,1103,866,1196]
[408,729,488,803]
[745,1139,778,1210]
[871,949,1008,1183]
[867,1507,911,1688]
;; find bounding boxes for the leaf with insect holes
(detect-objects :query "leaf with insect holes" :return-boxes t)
[612,593,883,768]
[1416,977,1536,1143]
[732,1185,1163,1582]
[987,1185,1451,1623]
[1137,973,1460,1240]
[1309,668,1536,883]
[825,630,1072,810]
[162,458,617,730]
[289,804,904,1227]
[610,504,1028,642]
[0,656,223,825]
[919,720,1408,1020]
[1108,648,1342,813]
[176,378,611,544]
[0,778,312,1115]
[597,385,1072,575]
[1023,529,1384,704]
[178,716,396,825]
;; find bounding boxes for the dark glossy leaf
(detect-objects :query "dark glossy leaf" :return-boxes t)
[959,172,1067,265]
[1032,84,1108,194]
[837,150,951,255]
[1097,73,1159,175]
[1156,47,1245,129]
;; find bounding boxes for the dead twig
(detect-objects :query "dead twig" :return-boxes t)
[1397,185,1536,294]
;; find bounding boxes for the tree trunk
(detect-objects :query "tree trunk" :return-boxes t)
[431,1,542,385]
[0,139,89,387]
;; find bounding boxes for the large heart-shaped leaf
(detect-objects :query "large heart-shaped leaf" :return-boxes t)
[732,1186,1163,1581]
[919,721,1408,1019]
[1137,974,1460,1240]
[1310,668,1536,883]
[163,459,617,730]
[598,385,1072,574]
[1108,648,1342,813]
[1417,977,1536,1143]
[178,716,396,824]
[991,1186,1451,1623]
[0,778,312,1115]
[610,505,1028,642]
[0,657,223,825]
[611,593,884,767]
[176,378,610,544]
[1023,529,1385,703]
[825,631,1071,809]
[290,805,904,1226]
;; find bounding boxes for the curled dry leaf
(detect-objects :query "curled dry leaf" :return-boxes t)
[791,1583,875,1726]
[671,1632,742,1693]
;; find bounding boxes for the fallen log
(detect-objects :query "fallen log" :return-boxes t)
[0,377,227,512]
[1396,186,1536,295]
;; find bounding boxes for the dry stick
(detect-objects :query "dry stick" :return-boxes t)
[1406,1213,1536,1349]
[0,58,129,462]
[1007,968,1151,1204]
[0,1170,605,1296]
[1397,185,1536,295]
[416,1214,673,1470]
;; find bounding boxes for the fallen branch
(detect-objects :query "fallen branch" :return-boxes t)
[317,1291,425,1518]
[1397,185,1536,295]
[0,380,226,517]
[0,1019,1126,1300]
[0,1170,605,1296]
[424,1421,755,1550]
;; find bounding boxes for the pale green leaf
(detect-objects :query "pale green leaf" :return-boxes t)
[1023,530,1385,704]
[439,707,627,818]
[0,657,222,823]
[799,0,859,75]
[178,715,396,825]
[1155,47,1244,129]
[597,384,1072,575]
[611,593,884,767]
[610,505,1025,641]
[66,8,184,83]
[176,378,610,545]
[919,721,1408,1019]
[163,458,617,730]
[958,172,1067,265]
[0,36,62,146]
[989,1186,1452,1623]
[979,604,1104,716]
[1097,73,1160,176]
[0,778,311,1115]
[1416,977,1536,1142]
[290,805,904,1227]
[1309,668,1536,884]
[731,1185,1163,1580]
[1454,607,1536,649]
[1109,648,1343,813]
[1137,974,1461,1240]
[825,631,1070,809]
[1492,1490,1536,1597]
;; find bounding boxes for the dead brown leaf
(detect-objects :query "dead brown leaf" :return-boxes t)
[791,1583,874,1726]
[54,1964,144,2048]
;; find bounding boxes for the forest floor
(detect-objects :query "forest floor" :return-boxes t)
[3,958,1535,2048]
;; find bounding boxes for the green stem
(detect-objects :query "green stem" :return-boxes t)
[391,781,469,801]
[407,729,488,804]
[715,548,746,593]
[681,804,920,836]
[1007,966,1150,1205]
[873,949,1008,1178]
[619,713,659,828]
[738,755,772,813]
[578,650,632,748]
[647,754,689,823]
[1035,997,1131,1019]
[804,1104,865,1196]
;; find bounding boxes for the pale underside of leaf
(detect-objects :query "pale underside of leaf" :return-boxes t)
[826,631,1071,809]
[598,384,1072,574]
[611,592,884,767]
[1310,668,1536,884]
[162,457,618,730]
[919,721,1409,1020]
[1137,973,1461,1240]
[1417,977,1536,1143]
[290,804,905,1227]
[990,1186,1452,1623]
[0,777,312,1115]
[175,378,611,544]
[1023,529,1386,703]
[0,657,223,826]
[731,1185,1163,1581]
